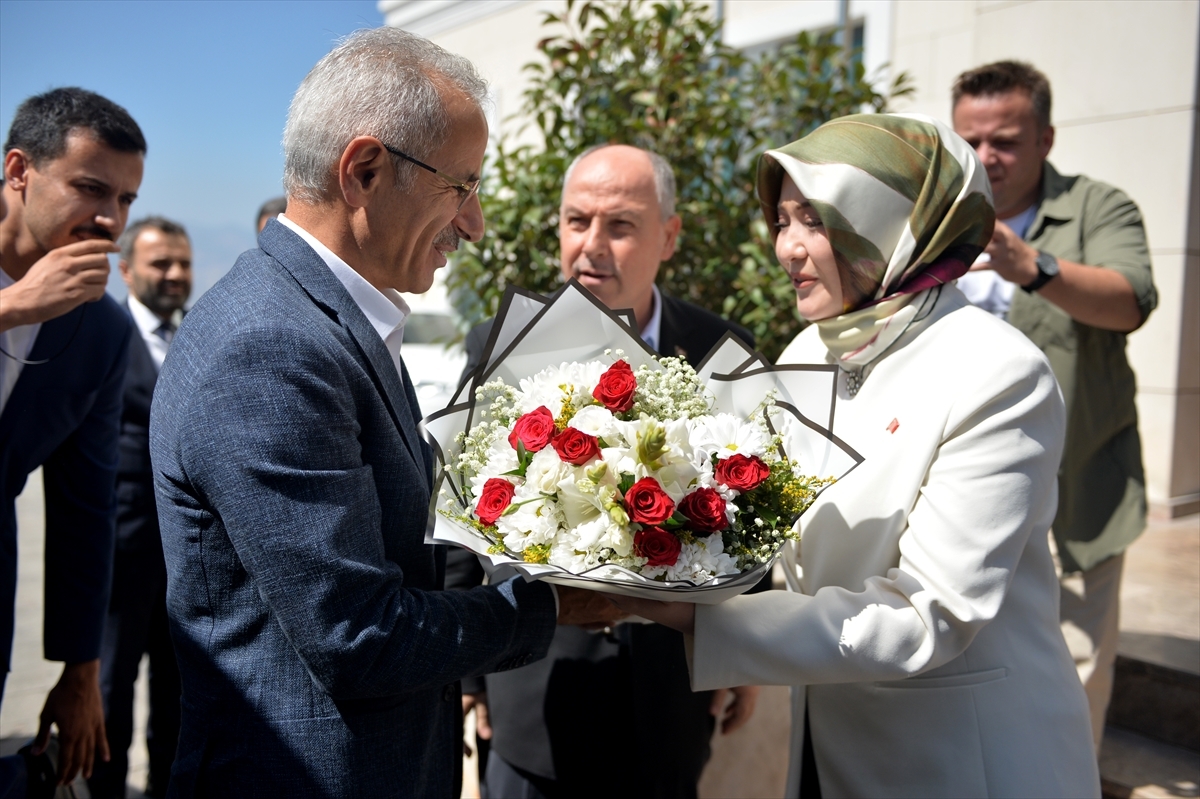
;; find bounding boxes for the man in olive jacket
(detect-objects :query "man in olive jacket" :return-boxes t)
[952,60,1157,750]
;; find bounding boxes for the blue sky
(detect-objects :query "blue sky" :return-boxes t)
[0,0,383,300]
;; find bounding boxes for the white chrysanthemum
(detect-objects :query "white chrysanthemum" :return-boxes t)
[662,534,740,583]
[568,405,618,438]
[525,447,573,494]
[548,528,588,572]
[517,361,608,415]
[495,490,558,550]
[689,414,770,460]
[468,436,520,497]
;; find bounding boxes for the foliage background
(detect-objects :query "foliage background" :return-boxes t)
[447,0,912,360]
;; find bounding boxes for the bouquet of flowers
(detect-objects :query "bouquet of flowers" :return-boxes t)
[423,281,860,602]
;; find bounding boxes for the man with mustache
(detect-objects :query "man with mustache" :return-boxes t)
[150,29,616,797]
[452,144,761,799]
[0,86,144,794]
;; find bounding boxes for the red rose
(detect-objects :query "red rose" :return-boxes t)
[551,427,601,466]
[715,454,771,491]
[508,406,556,452]
[475,478,516,526]
[623,477,676,525]
[635,527,683,567]
[678,487,728,532]
[592,360,637,413]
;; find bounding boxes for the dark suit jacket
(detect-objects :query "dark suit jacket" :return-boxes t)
[116,304,162,555]
[450,292,754,796]
[150,220,558,799]
[0,296,131,674]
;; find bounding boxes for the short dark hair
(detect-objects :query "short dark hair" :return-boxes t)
[119,216,189,263]
[255,196,287,227]
[3,87,146,165]
[952,61,1052,129]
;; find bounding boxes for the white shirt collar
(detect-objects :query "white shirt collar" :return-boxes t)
[276,214,410,368]
[126,292,180,338]
[640,284,663,353]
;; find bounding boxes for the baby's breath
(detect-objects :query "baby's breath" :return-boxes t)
[631,357,712,419]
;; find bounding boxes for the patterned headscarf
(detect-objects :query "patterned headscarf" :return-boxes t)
[757,113,994,312]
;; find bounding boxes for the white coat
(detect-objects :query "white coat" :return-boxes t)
[690,286,1100,798]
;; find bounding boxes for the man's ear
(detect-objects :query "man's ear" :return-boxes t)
[118,258,135,288]
[4,149,31,191]
[659,214,682,262]
[1039,125,1055,161]
[337,137,389,208]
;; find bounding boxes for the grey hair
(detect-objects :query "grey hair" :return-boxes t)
[118,216,189,263]
[562,144,677,220]
[283,27,488,203]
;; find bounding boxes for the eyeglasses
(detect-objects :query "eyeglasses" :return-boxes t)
[383,143,480,210]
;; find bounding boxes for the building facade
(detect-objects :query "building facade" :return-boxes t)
[381,0,1200,519]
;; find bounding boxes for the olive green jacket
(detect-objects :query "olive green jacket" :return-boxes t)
[1008,162,1157,572]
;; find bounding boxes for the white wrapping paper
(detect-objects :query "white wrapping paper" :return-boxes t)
[422,280,861,603]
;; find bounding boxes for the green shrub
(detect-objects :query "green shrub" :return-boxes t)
[447,0,912,360]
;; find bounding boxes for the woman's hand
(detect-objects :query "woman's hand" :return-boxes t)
[608,595,696,634]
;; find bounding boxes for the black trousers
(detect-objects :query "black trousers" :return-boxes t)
[88,546,180,799]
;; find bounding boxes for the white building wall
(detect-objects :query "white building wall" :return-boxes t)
[888,0,1200,516]
[382,0,1200,516]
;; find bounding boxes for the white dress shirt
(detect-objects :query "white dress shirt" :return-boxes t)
[957,204,1038,318]
[639,284,664,352]
[127,292,182,371]
[277,214,411,375]
[0,267,43,416]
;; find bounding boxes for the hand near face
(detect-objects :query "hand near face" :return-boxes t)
[32,659,110,785]
[554,585,629,627]
[0,239,117,332]
[978,221,1038,287]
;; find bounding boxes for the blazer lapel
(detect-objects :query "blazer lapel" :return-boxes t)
[258,222,430,490]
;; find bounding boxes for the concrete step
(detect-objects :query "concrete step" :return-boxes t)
[1100,725,1200,799]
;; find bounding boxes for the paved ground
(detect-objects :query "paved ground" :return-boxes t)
[3,468,1197,797]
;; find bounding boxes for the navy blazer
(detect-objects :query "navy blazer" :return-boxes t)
[150,220,557,799]
[116,303,161,552]
[0,296,131,674]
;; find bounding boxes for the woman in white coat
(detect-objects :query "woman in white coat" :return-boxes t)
[613,114,1099,798]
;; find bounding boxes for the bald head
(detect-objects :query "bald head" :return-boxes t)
[558,144,682,331]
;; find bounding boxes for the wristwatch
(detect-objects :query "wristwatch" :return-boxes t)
[1022,250,1060,293]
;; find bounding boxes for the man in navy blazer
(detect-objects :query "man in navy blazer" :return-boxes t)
[151,29,616,798]
[0,87,145,790]
[88,216,191,799]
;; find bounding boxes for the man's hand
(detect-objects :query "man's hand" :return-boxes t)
[555,585,628,627]
[710,686,760,735]
[976,221,1039,287]
[972,219,1143,331]
[0,239,117,332]
[461,692,492,757]
[608,594,696,634]
[32,659,110,784]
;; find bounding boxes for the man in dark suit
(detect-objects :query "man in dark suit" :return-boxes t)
[88,216,191,799]
[451,144,762,799]
[0,87,144,793]
[150,28,615,798]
